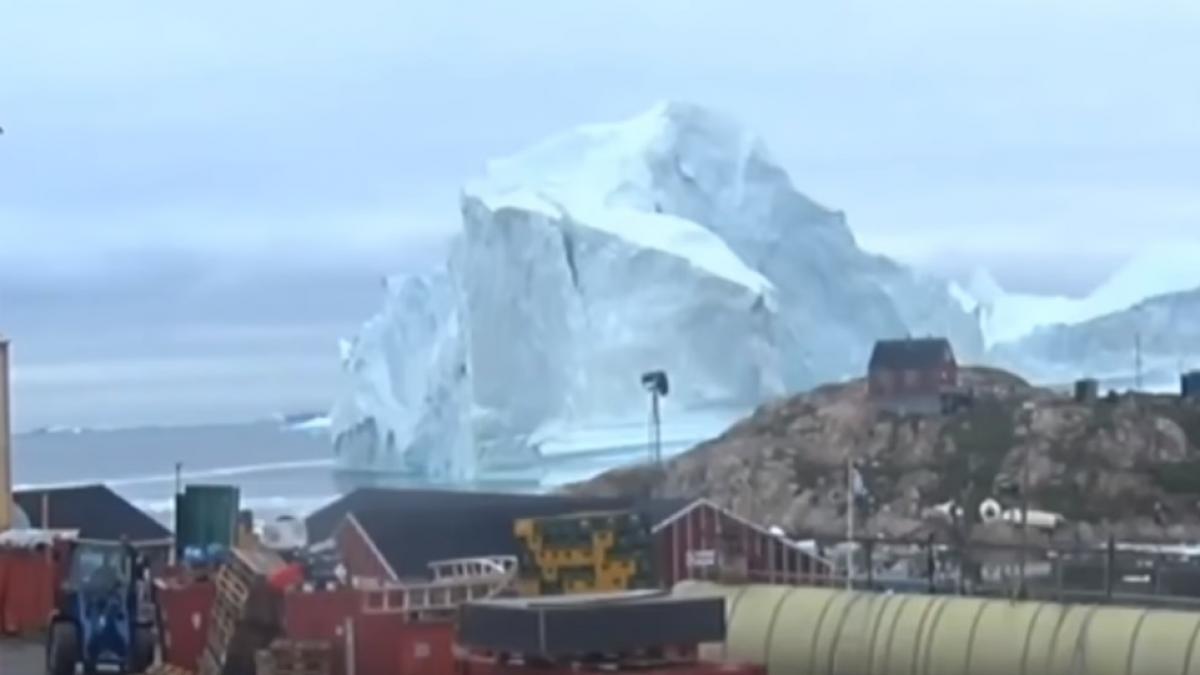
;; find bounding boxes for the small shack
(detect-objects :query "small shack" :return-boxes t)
[868,337,959,415]
[1183,371,1200,399]
[1075,378,1100,403]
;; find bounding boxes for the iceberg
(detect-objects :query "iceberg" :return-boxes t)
[989,286,1200,391]
[957,242,1200,349]
[329,269,473,479]
[331,101,982,479]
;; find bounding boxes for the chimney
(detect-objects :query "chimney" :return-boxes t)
[0,337,11,531]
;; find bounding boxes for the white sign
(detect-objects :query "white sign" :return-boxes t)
[686,549,717,568]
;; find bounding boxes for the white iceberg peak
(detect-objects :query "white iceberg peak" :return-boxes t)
[332,101,981,480]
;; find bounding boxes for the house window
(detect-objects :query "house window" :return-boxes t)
[903,369,920,388]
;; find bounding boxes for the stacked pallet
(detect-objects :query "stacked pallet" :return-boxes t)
[514,510,657,595]
[198,549,285,675]
[254,639,332,675]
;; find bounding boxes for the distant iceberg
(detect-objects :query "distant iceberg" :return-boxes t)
[955,243,1200,349]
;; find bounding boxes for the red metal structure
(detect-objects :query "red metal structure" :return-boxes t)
[156,553,515,675]
[154,572,217,670]
[0,543,63,635]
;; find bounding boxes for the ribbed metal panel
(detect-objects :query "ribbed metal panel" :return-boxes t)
[676,581,1200,675]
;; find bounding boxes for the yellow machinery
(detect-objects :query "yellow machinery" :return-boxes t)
[676,580,1200,675]
[514,510,656,595]
[0,337,12,532]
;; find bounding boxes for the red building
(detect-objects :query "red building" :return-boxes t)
[867,337,958,415]
[321,490,830,590]
[652,500,830,587]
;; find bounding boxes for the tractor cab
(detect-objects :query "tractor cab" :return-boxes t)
[46,540,155,675]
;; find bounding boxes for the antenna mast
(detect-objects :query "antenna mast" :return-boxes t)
[1135,331,1144,391]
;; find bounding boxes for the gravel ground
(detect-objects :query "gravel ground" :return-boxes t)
[0,638,44,674]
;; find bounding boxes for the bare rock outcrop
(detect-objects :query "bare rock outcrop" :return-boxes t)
[569,367,1200,545]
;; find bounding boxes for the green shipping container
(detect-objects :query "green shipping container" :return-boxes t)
[175,484,240,556]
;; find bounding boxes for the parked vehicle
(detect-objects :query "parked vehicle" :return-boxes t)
[45,540,155,675]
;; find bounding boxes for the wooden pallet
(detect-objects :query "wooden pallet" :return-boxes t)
[255,640,332,675]
[216,566,250,608]
[205,605,235,660]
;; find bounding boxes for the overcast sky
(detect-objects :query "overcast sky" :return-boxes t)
[2,0,1197,429]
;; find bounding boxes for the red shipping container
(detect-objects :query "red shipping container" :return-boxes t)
[0,548,59,635]
[352,612,456,675]
[394,620,455,675]
[155,576,217,671]
[282,588,358,675]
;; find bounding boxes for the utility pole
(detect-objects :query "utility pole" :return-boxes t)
[1135,331,1144,391]
[649,391,662,466]
[1019,444,1029,597]
[846,456,855,591]
[0,337,12,532]
[1018,401,1034,598]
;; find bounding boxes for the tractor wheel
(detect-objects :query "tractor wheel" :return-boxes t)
[46,622,79,675]
[133,626,156,673]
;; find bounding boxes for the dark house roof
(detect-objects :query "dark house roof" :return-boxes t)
[868,337,956,371]
[307,488,636,543]
[14,484,171,543]
[311,488,689,579]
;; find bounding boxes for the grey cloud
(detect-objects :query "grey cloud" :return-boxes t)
[2,0,1198,427]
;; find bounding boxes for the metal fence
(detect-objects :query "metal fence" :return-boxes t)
[733,535,1200,610]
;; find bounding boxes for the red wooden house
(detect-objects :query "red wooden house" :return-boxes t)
[651,499,831,587]
[867,337,959,415]
[318,489,831,589]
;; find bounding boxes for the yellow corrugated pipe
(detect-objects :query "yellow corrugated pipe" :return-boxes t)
[675,581,1200,675]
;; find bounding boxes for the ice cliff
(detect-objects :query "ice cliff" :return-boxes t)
[331,102,983,479]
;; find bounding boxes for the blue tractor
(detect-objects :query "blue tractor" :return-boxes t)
[45,540,156,674]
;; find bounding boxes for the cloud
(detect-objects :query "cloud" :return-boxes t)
[2,0,1198,426]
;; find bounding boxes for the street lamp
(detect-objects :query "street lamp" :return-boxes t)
[641,371,669,468]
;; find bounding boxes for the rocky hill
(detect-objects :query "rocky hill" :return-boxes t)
[569,367,1200,545]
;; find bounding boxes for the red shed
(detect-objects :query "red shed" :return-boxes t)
[652,500,831,587]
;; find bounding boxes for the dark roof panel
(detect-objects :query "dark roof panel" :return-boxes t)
[307,488,631,544]
[14,484,170,542]
[868,338,955,371]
